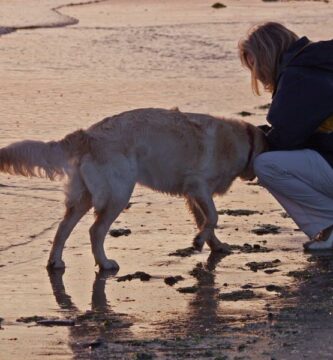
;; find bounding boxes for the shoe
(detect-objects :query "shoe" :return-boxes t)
[303,225,333,251]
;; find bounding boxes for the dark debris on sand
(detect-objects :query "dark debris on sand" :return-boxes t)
[164,275,184,286]
[109,228,132,237]
[266,284,284,293]
[36,319,75,326]
[230,243,272,253]
[177,286,199,294]
[168,246,197,257]
[16,315,47,323]
[218,209,260,216]
[117,272,152,282]
[246,259,281,272]
[264,268,280,274]
[16,316,75,326]
[219,289,258,301]
[211,2,227,8]
[251,224,281,235]
[237,111,254,117]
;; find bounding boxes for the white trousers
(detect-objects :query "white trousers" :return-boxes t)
[254,149,333,239]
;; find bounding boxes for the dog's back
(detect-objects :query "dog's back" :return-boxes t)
[84,108,264,195]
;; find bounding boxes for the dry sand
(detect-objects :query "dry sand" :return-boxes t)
[1,0,333,359]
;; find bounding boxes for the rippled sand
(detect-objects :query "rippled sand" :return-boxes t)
[1,1,333,359]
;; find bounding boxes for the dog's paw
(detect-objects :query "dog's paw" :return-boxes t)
[193,235,205,251]
[98,259,120,272]
[47,259,65,269]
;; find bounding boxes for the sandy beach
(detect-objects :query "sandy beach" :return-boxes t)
[1,0,333,359]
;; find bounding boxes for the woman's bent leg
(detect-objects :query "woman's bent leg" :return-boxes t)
[254,149,333,239]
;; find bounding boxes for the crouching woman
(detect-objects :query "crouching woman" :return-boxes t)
[238,22,333,250]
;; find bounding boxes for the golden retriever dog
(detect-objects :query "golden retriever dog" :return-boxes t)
[0,108,266,270]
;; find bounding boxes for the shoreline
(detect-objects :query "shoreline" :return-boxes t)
[0,0,109,36]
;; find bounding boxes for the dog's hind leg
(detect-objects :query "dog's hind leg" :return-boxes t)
[47,192,92,269]
[186,183,231,254]
[89,185,134,271]
[81,156,135,270]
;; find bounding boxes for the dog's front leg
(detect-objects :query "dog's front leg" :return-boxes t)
[186,197,206,230]
[187,188,231,254]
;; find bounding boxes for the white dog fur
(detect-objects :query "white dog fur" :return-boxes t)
[0,108,266,270]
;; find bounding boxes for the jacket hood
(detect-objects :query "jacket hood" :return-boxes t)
[280,36,333,73]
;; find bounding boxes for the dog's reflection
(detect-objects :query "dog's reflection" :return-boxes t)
[206,251,227,272]
[186,252,228,334]
[48,268,78,311]
[48,268,119,311]
[47,268,132,357]
[155,251,228,337]
[47,252,227,353]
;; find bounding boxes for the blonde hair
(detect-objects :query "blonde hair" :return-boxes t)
[238,22,299,95]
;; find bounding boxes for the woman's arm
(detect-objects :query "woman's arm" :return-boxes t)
[266,67,333,151]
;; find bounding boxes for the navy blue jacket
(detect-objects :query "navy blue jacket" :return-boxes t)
[266,36,333,167]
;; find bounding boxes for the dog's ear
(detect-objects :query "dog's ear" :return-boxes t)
[239,124,268,181]
[256,125,270,154]
[256,127,269,153]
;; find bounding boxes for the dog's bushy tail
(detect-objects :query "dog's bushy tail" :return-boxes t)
[0,140,67,180]
[0,129,91,180]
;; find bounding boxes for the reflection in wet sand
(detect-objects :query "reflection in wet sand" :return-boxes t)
[156,252,228,337]
[44,252,333,358]
[48,268,133,358]
[185,252,227,336]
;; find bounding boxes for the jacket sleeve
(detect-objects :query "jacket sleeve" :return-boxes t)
[266,67,333,150]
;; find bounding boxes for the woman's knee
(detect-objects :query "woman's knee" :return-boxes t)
[253,152,284,183]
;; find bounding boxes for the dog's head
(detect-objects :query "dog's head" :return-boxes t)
[239,124,268,181]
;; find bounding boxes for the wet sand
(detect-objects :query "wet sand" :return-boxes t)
[1,0,333,359]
